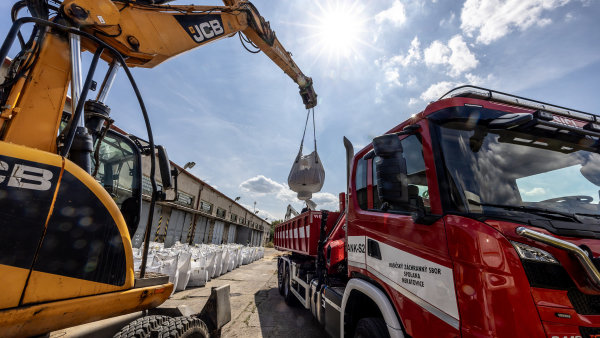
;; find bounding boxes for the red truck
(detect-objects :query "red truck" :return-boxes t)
[275,86,600,338]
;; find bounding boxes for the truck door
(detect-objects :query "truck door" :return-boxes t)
[351,122,460,335]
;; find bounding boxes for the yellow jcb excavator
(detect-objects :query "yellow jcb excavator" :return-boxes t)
[0,0,316,336]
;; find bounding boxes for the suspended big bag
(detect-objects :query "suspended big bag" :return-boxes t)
[288,109,325,200]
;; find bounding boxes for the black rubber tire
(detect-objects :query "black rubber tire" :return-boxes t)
[277,260,285,296]
[282,265,296,306]
[113,315,171,338]
[153,316,209,338]
[354,317,390,338]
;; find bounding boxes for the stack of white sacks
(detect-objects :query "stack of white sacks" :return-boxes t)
[133,242,265,294]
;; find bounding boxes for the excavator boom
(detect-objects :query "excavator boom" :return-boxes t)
[62,0,317,108]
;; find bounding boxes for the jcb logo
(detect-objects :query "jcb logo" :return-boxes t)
[0,161,53,191]
[175,15,225,44]
[188,19,224,42]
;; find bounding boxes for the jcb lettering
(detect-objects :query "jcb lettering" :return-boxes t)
[0,161,53,191]
[190,20,224,43]
[210,20,224,35]
[550,336,582,338]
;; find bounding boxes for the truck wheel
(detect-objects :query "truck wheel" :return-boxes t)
[277,261,285,295]
[154,316,209,338]
[113,315,171,338]
[283,266,297,306]
[354,317,389,338]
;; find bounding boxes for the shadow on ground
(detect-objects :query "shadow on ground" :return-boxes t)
[253,287,328,338]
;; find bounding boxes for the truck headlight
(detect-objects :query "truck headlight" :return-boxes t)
[511,241,559,264]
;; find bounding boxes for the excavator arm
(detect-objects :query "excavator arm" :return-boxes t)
[62,0,317,108]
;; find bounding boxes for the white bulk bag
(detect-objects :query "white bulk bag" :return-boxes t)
[288,151,325,201]
[205,251,216,280]
[213,249,223,278]
[226,248,234,272]
[235,248,243,268]
[157,253,179,295]
[175,252,192,291]
[188,254,208,287]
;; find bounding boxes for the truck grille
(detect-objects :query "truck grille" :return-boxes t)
[579,326,600,337]
[522,261,573,289]
[523,261,600,315]
[568,288,600,315]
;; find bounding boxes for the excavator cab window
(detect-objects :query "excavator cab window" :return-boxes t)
[93,129,142,237]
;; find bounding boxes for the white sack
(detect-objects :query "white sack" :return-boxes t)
[287,150,325,200]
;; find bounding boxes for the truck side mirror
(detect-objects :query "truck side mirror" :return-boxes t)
[372,134,408,208]
[157,145,173,189]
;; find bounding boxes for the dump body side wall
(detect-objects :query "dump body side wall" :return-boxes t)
[274,210,340,257]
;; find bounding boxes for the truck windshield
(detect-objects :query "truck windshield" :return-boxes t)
[430,107,600,219]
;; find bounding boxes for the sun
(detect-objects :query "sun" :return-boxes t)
[308,1,369,64]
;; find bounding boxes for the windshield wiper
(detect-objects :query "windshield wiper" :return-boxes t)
[468,200,581,223]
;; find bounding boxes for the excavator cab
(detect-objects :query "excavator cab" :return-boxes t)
[94,129,143,238]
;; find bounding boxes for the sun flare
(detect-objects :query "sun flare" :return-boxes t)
[309,1,368,63]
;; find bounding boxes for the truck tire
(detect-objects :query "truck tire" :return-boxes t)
[113,315,171,338]
[277,261,285,295]
[354,317,389,338]
[154,316,209,338]
[283,266,297,306]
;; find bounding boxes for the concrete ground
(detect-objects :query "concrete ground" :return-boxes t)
[50,248,327,338]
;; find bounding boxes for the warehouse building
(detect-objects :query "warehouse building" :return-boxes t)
[130,153,271,249]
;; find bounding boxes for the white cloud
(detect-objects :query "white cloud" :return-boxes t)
[520,187,547,196]
[424,35,478,77]
[384,68,403,87]
[461,0,571,45]
[420,81,459,101]
[447,35,479,76]
[424,40,450,66]
[440,12,456,27]
[465,73,495,85]
[376,37,421,87]
[240,175,282,194]
[408,97,419,105]
[239,175,337,210]
[375,0,407,27]
[395,37,422,67]
[564,12,575,22]
[311,192,339,210]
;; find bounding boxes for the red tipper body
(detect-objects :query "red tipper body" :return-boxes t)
[275,87,600,338]
[274,210,339,257]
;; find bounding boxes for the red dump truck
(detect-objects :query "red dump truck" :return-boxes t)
[275,86,600,338]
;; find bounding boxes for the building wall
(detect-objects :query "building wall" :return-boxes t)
[133,155,270,248]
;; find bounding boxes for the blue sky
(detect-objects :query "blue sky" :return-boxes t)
[1,0,599,221]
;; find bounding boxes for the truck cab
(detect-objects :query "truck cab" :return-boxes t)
[277,86,600,338]
[350,86,600,337]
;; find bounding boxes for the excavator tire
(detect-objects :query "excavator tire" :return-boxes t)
[113,315,171,338]
[154,316,209,338]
